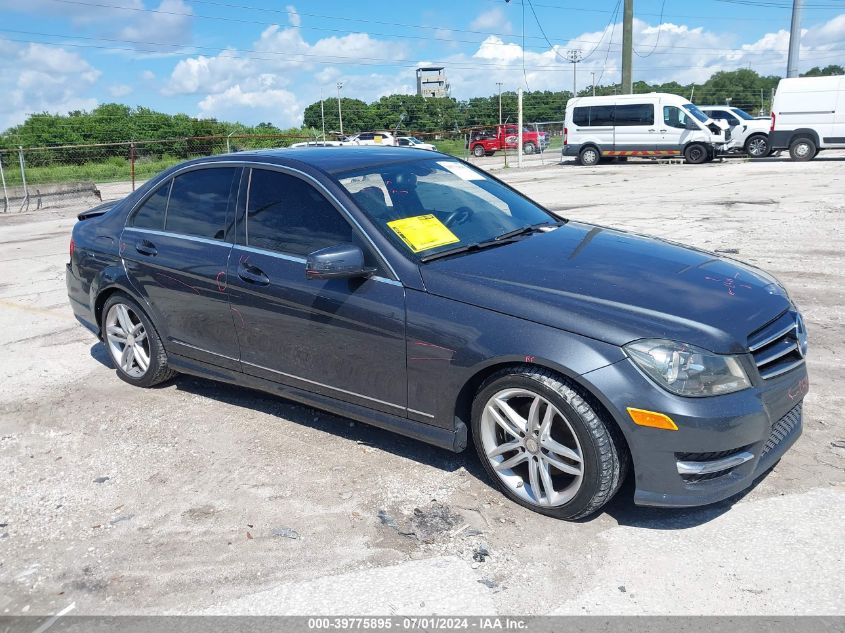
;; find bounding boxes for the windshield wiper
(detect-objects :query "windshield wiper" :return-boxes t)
[420,220,567,263]
[420,237,518,262]
[493,219,567,241]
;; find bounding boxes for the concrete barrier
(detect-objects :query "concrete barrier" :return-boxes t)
[3,181,102,213]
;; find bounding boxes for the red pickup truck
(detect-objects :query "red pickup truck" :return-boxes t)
[468,124,548,157]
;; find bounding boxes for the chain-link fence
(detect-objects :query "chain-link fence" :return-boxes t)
[0,125,566,213]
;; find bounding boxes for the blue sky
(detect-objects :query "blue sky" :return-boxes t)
[1,0,844,129]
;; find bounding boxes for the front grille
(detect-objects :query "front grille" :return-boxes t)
[725,128,732,142]
[747,310,806,380]
[761,403,802,458]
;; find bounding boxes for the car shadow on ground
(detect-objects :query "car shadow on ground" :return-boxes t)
[89,341,770,530]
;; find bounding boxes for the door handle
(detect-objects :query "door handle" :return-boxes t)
[135,240,157,256]
[237,262,270,286]
[648,129,656,132]
[659,129,668,132]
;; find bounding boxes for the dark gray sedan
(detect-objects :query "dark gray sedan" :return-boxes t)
[66,147,808,519]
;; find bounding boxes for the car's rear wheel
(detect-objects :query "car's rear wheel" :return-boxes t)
[472,145,486,158]
[523,142,536,155]
[789,137,816,161]
[578,146,600,166]
[745,134,770,158]
[471,367,628,520]
[102,293,175,387]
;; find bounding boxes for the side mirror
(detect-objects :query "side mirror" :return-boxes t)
[305,243,376,280]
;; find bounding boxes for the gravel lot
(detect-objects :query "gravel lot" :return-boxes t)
[1,153,843,616]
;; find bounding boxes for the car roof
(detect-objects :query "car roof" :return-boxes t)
[198,146,443,175]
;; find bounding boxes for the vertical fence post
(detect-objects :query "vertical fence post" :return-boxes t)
[18,146,28,212]
[130,142,136,192]
[0,153,8,213]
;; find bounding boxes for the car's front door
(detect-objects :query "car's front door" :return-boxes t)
[122,165,242,370]
[227,166,407,417]
[656,105,697,154]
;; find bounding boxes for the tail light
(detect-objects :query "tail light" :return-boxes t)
[69,238,75,260]
[770,112,776,132]
[563,127,568,145]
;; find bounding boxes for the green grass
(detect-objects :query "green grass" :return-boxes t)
[1,155,185,187]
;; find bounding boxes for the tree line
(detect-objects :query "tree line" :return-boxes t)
[2,65,842,163]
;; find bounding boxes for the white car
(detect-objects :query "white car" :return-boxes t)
[348,131,397,146]
[698,106,772,158]
[397,136,437,151]
[288,140,348,148]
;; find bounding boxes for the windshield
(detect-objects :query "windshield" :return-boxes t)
[731,108,755,120]
[336,159,558,260]
[684,103,710,123]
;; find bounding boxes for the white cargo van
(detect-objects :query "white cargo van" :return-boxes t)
[563,93,730,165]
[769,75,845,160]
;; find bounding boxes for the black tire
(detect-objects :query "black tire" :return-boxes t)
[101,292,176,388]
[523,142,536,155]
[744,134,770,158]
[472,145,486,158]
[684,143,708,164]
[471,366,629,520]
[578,146,600,166]
[789,137,816,161]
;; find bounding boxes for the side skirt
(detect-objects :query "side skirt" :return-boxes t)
[168,354,467,453]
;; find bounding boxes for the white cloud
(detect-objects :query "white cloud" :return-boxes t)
[0,42,100,130]
[164,23,408,126]
[286,4,301,28]
[470,7,512,34]
[108,84,133,98]
[141,70,156,80]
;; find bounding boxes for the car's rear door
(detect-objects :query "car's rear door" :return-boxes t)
[122,165,242,370]
[227,165,407,416]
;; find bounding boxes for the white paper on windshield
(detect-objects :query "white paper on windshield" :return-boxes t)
[438,161,485,181]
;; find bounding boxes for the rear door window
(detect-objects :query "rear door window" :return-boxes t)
[164,167,238,240]
[131,180,171,230]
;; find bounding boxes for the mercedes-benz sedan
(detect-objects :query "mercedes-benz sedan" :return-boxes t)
[66,147,808,519]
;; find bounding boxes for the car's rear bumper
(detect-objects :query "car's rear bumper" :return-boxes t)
[66,263,98,336]
[769,130,792,150]
[581,356,808,508]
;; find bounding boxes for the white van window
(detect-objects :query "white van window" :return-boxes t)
[664,106,696,129]
[572,105,614,127]
[614,104,654,126]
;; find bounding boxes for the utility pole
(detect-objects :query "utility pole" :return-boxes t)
[565,49,582,97]
[320,88,326,141]
[621,0,633,94]
[336,81,344,137]
[787,0,803,77]
[517,87,524,168]
[496,82,504,125]
[591,72,596,97]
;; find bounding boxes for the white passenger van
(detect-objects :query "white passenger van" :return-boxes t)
[769,75,845,161]
[563,93,730,165]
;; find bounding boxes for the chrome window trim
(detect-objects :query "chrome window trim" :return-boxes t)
[242,359,408,413]
[233,243,402,287]
[123,226,230,248]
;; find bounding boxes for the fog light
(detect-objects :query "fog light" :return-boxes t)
[627,407,678,431]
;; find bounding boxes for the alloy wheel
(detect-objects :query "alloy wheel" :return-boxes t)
[105,303,151,379]
[747,136,769,157]
[479,388,584,507]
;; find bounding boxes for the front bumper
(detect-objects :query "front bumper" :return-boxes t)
[582,356,808,508]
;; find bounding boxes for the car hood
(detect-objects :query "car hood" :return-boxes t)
[420,222,790,354]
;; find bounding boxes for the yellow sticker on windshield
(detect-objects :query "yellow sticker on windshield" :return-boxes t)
[387,214,460,253]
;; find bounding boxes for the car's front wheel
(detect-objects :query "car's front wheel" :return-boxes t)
[471,367,628,520]
[744,134,770,158]
[102,293,176,387]
[472,145,486,158]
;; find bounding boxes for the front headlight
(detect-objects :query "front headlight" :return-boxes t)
[624,339,751,397]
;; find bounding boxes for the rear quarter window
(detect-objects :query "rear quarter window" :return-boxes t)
[131,180,171,230]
